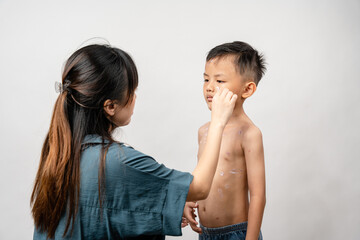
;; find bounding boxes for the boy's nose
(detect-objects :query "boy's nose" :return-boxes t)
[206,81,215,92]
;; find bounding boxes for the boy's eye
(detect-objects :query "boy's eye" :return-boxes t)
[217,80,225,83]
[204,79,209,82]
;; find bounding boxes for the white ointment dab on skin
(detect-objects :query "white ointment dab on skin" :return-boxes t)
[229,169,243,174]
[200,132,208,145]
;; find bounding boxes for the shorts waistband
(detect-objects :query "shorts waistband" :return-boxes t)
[200,222,248,235]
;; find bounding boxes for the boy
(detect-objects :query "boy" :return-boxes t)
[184,41,266,240]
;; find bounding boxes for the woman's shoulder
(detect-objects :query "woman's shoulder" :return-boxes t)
[108,141,154,162]
[82,134,151,158]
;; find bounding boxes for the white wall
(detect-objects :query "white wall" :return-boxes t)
[0,0,359,239]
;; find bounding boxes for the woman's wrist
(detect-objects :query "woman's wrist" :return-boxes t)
[209,120,226,130]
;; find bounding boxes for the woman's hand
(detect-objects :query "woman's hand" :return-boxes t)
[211,87,238,127]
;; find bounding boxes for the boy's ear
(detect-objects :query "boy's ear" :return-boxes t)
[103,99,116,116]
[241,82,257,99]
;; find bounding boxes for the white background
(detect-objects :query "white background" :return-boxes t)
[0,0,359,239]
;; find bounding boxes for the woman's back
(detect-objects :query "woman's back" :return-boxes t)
[34,134,192,239]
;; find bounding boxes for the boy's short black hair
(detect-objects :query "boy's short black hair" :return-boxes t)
[207,41,266,85]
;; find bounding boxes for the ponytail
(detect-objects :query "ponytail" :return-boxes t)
[31,92,78,238]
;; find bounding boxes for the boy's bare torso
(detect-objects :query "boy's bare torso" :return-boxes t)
[198,117,255,228]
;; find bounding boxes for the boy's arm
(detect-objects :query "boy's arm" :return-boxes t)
[243,127,266,240]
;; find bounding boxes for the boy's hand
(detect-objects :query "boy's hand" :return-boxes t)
[211,87,237,126]
[183,202,202,234]
[181,217,188,228]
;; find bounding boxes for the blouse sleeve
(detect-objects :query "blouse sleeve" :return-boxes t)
[103,144,193,237]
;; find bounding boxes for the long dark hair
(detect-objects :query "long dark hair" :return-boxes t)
[30,44,138,239]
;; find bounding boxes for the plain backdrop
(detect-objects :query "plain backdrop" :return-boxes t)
[0,0,359,239]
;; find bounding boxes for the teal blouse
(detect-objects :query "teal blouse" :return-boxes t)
[34,135,193,239]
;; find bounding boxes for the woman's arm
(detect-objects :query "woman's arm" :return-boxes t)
[186,88,237,201]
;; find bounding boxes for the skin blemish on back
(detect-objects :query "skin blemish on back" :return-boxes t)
[226,152,230,156]
[238,130,242,135]
[219,171,224,176]
[217,188,223,198]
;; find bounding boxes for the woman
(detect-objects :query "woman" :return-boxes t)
[31,44,237,239]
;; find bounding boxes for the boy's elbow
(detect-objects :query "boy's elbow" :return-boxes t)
[261,195,266,209]
[250,193,266,207]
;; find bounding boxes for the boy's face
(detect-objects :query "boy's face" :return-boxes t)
[203,56,245,110]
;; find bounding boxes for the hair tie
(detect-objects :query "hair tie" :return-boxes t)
[55,80,71,93]
[54,80,98,109]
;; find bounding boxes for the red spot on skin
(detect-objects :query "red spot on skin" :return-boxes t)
[248,149,251,153]
[216,217,219,220]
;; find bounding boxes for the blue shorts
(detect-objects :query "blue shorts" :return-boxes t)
[199,222,263,240]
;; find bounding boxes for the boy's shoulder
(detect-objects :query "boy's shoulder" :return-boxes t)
[241,122,263,147]
[198,122,210,133]
[236,115,262,135]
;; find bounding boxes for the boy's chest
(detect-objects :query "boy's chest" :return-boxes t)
[198,126,245,163]
[220,127,245,158]
[218,128,248,175]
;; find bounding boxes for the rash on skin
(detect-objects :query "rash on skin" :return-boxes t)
[217,188,223,198]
